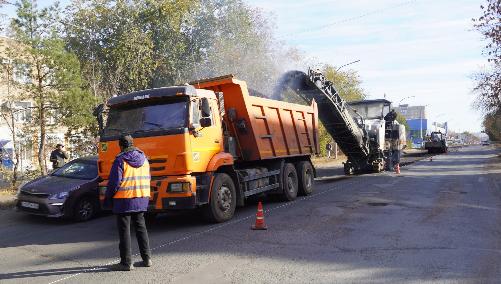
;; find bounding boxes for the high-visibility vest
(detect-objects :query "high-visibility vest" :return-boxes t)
[114,160,151,199]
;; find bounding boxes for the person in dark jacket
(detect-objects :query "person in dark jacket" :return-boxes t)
[49,144,69,169]
[105,135,152,271]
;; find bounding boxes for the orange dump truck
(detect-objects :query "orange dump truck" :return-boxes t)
[97,75,319,222]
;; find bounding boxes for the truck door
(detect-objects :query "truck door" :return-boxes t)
[189,97,223,173]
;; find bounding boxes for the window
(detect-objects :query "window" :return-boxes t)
[13,102,32,123]
[103,100,188,138]
[13,63,31,84]
[52,161,97,180]
[191,99,201,127]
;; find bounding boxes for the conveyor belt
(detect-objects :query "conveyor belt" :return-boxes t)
[274,69,371,166]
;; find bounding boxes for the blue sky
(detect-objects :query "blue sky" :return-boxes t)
[2,0,487,132]
[247,0,487,132]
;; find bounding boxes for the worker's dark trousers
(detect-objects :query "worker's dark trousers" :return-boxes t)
[116,212,151,266]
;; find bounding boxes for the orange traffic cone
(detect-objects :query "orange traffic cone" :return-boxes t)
[395,163,400,174]
[252,201,267,230]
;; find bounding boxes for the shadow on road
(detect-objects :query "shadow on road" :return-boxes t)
[0,266,109,280]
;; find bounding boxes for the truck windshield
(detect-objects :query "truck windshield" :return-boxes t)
[103,101,188,137]
[350,103,386,120]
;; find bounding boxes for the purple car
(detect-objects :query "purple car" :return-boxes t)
[16,156,100,222]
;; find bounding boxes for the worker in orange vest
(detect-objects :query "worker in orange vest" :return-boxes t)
[105,134,152,271]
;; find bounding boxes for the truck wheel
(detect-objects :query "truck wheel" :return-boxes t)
[281,163,298,201]
[296,161,314,196]
[73,197,96,222]
[203,173,236,223]
[344,163,354,175]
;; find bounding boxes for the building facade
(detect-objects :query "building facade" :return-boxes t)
[0,36,68,172]
[394,104,427,148]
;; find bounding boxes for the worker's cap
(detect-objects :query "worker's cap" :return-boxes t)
[56,143,64,148]
[118,134,134,148]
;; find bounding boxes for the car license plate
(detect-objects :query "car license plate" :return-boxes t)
[21,201,39,209]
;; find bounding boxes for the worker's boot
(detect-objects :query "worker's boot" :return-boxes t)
[142,258,153,267]
[110,263,134,271]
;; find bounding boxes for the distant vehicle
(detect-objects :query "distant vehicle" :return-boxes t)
[425,131,448,153]
[481,140,490,146]
[16,156,100,222]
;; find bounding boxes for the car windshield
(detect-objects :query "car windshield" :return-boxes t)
[52,161,97,180]
[103,100,188,137]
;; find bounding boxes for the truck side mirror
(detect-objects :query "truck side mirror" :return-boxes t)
[200,117,212,127]
[201,97,211,118]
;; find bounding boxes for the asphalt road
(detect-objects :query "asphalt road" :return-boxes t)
[0,145,500,283]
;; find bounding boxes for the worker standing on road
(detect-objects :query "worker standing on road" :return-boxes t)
[105,134,152,271]
[326,142,333,158]
[49,144,69,170]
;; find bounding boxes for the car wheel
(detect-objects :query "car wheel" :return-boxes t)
[73,197,96,222]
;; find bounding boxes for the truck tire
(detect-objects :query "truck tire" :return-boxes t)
[281,163,298,201]
[203,173,236,223]
[344,163,354,175]
[296,161,314,196]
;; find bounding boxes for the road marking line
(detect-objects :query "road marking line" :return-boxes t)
[49,179,360,284]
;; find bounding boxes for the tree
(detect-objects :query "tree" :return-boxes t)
[323,65,366,102]
[11,0,92,174]
[65,0,194,99]
[0,44,24,186]
[473,1,501,132]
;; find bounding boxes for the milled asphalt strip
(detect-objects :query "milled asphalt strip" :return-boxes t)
[48,177,360,284]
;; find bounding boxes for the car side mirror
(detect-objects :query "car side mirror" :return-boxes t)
[201,97,211,118]
[200,117,212,127]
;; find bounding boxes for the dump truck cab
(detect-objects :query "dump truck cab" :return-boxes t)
[97,86,227,212]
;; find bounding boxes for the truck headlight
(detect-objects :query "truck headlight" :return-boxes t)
[168,182,190,193]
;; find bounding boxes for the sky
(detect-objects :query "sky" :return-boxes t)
[247,0,487,132]
[1,0,488,132]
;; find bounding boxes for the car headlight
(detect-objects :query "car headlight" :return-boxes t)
[48,191,70,200]
[168,182,190,193]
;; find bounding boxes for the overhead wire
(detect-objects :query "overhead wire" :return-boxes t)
[279,0,418,38]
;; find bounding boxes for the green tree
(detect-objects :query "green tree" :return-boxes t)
[323,65,366,102]
[65,0,195,99]
[11,0,92,174]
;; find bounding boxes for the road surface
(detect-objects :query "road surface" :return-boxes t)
[0,145,500,283]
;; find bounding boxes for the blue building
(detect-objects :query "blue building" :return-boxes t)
[394,104,427,148]
[407,119,427,147]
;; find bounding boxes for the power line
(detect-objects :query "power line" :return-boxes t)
[279,0,418,38]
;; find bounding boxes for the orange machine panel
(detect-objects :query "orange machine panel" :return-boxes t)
[193,75,319,161]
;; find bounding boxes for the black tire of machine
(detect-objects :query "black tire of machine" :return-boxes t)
[203,173,237,223]
[296,161,314,196]
[73,197,96,222]
[281,163,299,201]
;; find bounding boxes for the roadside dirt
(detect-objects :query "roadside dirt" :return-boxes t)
[0,190,16,210]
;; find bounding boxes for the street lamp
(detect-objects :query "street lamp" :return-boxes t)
[336,59,360,71]
[398,95,415,105]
